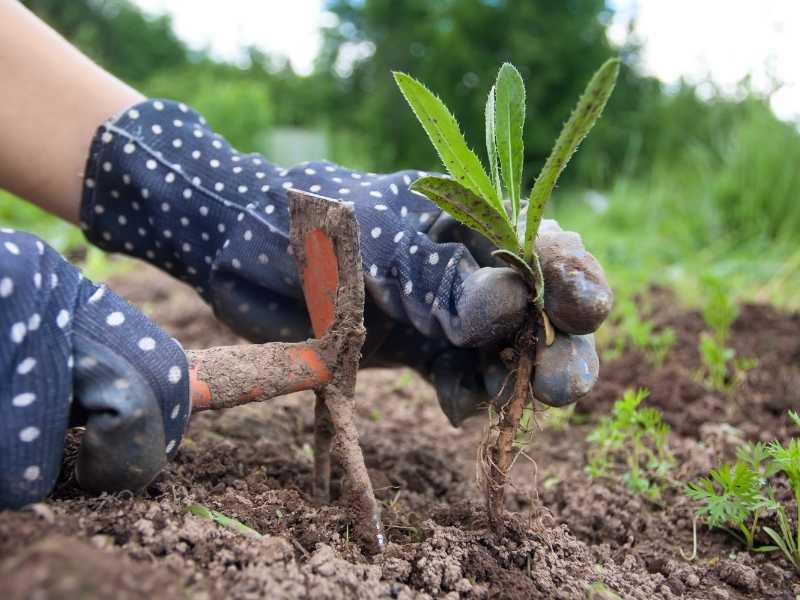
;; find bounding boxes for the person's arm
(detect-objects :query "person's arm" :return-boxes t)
[0,0,142,224]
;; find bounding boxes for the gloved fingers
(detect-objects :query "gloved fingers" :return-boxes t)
[535,228,612,335]
[69,276,190,494]
[71,339,166,493]
[0,229,190,507]
[478,329,600,417]
[426,209,612,341]
[533,332,599,406]
[429,208,612,336]
[450,266,528,347]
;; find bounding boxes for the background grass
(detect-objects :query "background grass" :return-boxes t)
[553,99,800,311]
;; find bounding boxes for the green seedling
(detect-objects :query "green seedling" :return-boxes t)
[697,275,755,392]
[686,412,800,571]
[395,58,619,531]
[391,369,413,393]
[685,453,775,549]
[587,388,674,500]
[762,427,800,571]
[186,504,262,539]
[608,299,675,368]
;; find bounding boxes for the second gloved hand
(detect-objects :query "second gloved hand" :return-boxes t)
[0,230,189,508]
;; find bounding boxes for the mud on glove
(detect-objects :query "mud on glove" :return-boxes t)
[0,229,189,508]
[79,99,611,426]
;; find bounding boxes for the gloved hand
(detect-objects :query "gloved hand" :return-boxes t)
[0,229,189,508]
[79,99,611,427]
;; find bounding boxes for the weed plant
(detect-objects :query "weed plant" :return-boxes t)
[394,58,619,529]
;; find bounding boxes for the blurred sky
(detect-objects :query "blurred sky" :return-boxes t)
[132,0,800,121]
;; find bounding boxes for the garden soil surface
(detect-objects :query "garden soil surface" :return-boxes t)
[1,266,798,599]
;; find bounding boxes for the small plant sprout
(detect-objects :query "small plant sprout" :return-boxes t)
[762,421,800,571]
[697,275,756,392]
[395,58,620,530]
[608,298,676,368]
[587,388,674,500]
[685,456,774,549]
[186,504,263,539]
[687,412,800,572]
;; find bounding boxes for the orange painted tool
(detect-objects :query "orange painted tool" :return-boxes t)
[185,190,384,554]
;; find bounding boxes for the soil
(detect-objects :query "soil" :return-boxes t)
[1,267,798,599]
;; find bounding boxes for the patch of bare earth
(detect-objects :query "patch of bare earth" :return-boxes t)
[1,268,798,599]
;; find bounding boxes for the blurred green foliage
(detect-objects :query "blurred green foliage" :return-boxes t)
[142,60,273,152]
[23,0,189,85]
[2,0,799,309]
[553,97,800,309]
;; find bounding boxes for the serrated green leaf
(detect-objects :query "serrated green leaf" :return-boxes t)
[394,72,502,214]
[523,58,620,262]
[485,85,501,199]
[410,176,517,252]
[494,63,526,221]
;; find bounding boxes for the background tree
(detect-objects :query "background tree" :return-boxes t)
[317,0,638,183]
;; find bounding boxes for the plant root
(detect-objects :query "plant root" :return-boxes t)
[485,317,538,535]
[680,516,699,561]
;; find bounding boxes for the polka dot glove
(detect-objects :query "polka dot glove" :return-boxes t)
[0,230,189,509]
[79,100,608,427]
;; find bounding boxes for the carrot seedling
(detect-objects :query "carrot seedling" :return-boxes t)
[762,420,800,571]
[687,412,800,571]
[607,299,675,368]
[395,58,620,531]
[697,275,756,392]
[685,456,775,549]
[587,388,674,500]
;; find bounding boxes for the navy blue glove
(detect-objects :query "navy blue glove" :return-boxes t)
[0,229,189,508]
[79,99,608,426]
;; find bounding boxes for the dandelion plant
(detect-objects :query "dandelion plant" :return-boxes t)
[395,58,620,530]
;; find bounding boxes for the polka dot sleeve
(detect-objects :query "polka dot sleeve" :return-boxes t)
[79,100,487,348]
[0,229,189,508]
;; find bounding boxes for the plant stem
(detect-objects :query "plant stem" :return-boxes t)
[487,316,537,534]
[795,488,800,552]
[750,509,761,550]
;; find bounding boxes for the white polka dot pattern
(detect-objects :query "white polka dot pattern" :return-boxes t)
[0,228,189,509]
[77,99,497,380]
